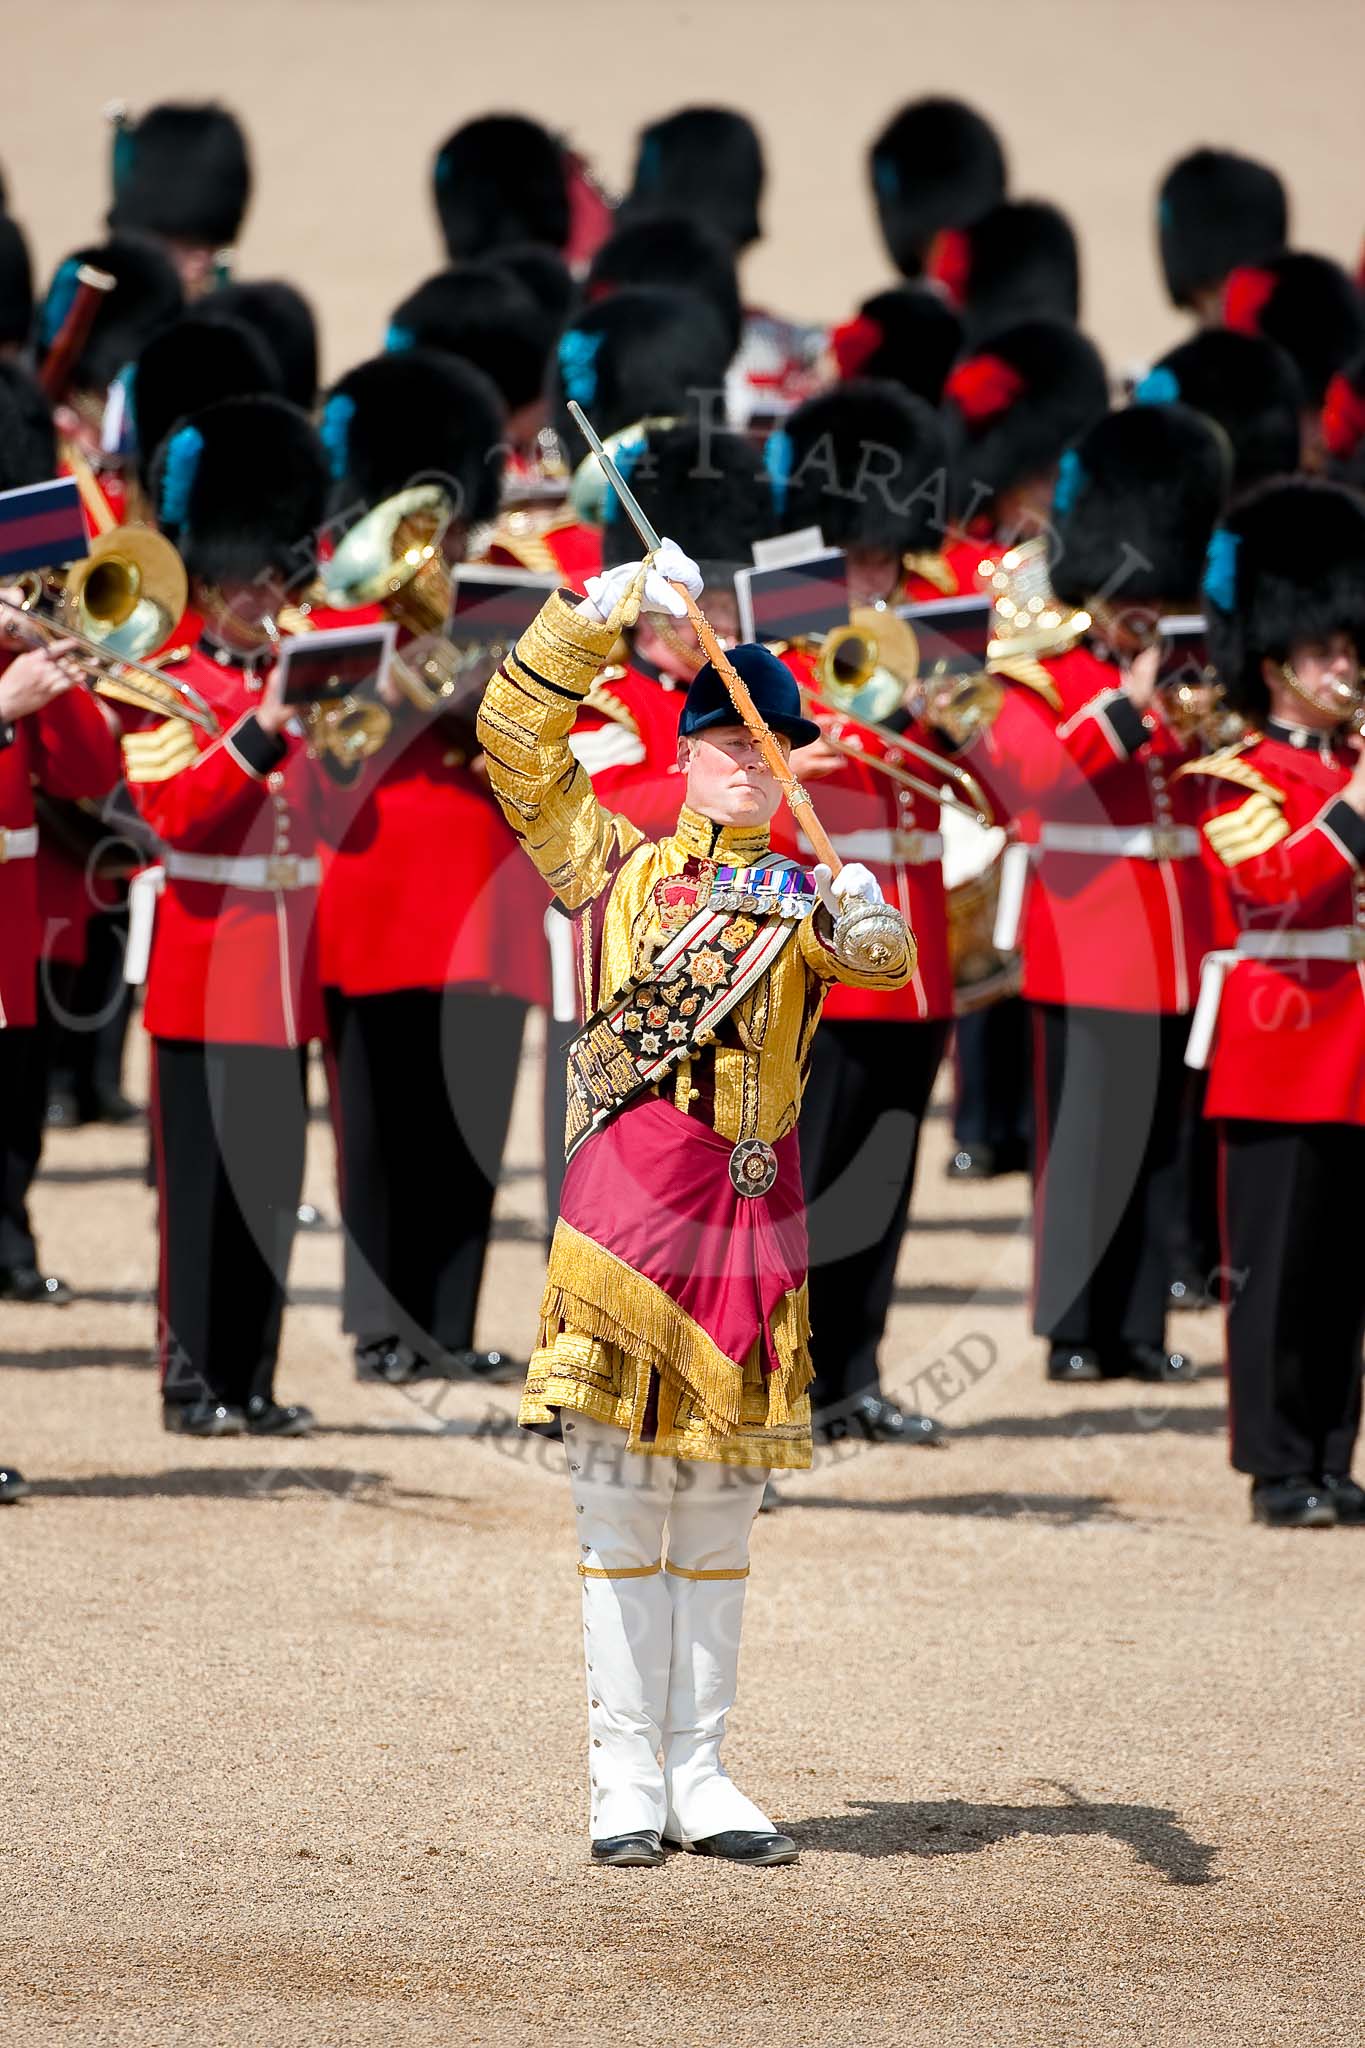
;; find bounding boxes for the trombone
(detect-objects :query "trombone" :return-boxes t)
[2,526,219,735]
[798,607,995,826]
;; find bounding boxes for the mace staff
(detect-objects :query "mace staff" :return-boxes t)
[568,400,844,877]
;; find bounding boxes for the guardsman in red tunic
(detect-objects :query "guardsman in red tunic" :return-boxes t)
[1220,252,1365,471]
[123,395,334,1437]
[484,283,735,598]
[0,615,119,1306]
[1181,481,1365,1527]
[939,321,1110,1180]
[105,100,252,301]
[936,403,1228,1385]
[760,382,962,1442]
[316,347,541,1386]
[386,262,555,474]
[923,198,1080,346]
[1155,147,1287,331]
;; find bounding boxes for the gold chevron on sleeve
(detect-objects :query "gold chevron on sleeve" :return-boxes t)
[120,718,201,784]
[583,672,641,736]
[986,655,1064,712]
[1204,792,1291,865]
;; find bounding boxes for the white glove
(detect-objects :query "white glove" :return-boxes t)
[579,536,703,624]
[812,861,884,918]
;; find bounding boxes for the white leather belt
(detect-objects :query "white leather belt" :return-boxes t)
[1185,926,1365,1069]
[164,851,320,890]
[821,828,945,865]
[0,824,38,862]
[1038,822,1199,861]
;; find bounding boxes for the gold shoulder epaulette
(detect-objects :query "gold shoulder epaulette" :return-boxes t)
[903,549,959,597]
[1172,736,1271,795]
[987,655,1064,713]
[276,602,318,635]
[1177,739,1290,866]
[121,717,201,784]
[583,671,640,736]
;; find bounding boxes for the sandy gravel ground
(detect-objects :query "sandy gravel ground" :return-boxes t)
[3,1020,1362,2047]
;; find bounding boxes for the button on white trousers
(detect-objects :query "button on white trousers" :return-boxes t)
[564,1413,774,1844]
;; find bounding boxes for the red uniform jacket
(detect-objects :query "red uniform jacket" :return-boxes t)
[480,515,602,596]
[0,683,119,1029]
[772,648,952,1022]
[902,536,1000,604]
[963,644,1212,1014]
[567,657,691,839]
[1184,727,1365,1124]
[125,638,344,1048]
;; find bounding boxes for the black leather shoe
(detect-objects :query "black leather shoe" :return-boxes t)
[818,1394,945,1446]
[1167,1271,1216,1311]
[244,1398,314,1437]
[45,1088,82,1128]
[0,1465,29,1503]
[1251,1475,1337,1528]
[946,1139,1028,1181]
[591,1831,664,1867]
[1118,1345,1197,1384]
[445,1347,523,1384]
[355,1337,433,1385]
[1048,1346,1103,1383]
[0,1266,72,1306]
[685,1830,798,1866]
[1321,1473,1365,1524]
[163,1400,245,1437]
[87,1087,141,1126]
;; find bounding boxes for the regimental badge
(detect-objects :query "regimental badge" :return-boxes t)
[729,1138,779,1198]
[690,948,728,990]
[654,860,717,934]
[717,915,757,953]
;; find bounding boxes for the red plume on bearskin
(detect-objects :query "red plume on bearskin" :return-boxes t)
[944,352,1025,424]
[1322,370,1365,461]
[925,227,972,308]
[829,313,884,379]
[1223,265,1276,336]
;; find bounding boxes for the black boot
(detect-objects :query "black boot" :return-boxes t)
[163,1400,245,1437]
[1047,1346,1103,1383]
[1320,1473,1365,1525]
[0,1465,29,1503]
[0,1266,72,1306]
[1250,1475,1337,1529]
[686,1830,798,1866]
[591,1831,664,1868]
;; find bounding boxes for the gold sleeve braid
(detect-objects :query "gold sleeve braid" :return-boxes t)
[796,902,917,991]
[476,590,644,912]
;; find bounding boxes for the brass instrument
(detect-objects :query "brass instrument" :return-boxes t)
[3,527,218,734]
[303,694,392,780]
[801,607,995,825]
[320,485,461,713]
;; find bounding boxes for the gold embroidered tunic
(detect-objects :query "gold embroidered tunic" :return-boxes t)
[477,591,915,1468]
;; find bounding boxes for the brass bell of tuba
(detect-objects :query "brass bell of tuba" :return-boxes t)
[817,606,922,724]
[63,525,188,660]
[320,484,460,712]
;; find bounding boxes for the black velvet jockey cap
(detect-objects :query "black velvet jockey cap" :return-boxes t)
[679,644,820,750]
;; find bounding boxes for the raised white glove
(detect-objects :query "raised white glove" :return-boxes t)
[579,536,703,624]
[812,861,883,918]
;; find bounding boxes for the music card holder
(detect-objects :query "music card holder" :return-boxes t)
[0,475,89,579]
[897,593,992,681]
[1155,613,1211,689]
[276,620,397,707]
[448,565,561,657]
[735,548,849,647]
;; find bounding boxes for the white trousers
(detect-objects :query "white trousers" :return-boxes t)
[565,1412,774,1844]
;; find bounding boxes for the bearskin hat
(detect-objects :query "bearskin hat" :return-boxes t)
[828,285,963,404]
[1203,478,1365,720]
[0,215,33,349]
[491,243,576,327]
[586,214,742,356]
[35,236,183,398]
[601,420,769,589]
[202,282,319,409]
[388,262,553,415]
[132,312,281,491]
[107,102,251,248]
[0,362,55,491]
[432,116,570,260]
[1136,330,1303,493]
[621,107,764,251]
[773,379,948,554]
[1223,251,1365,406]
[1321,346,1365,491]
[1157,148,1287,310]
[926,199,1080,341]
[869,98,1007,279]
[149,394,326,588]
[321,348,505,527]
[1051,403,1229,607]
[942,319,1108,519]
[550,286,733,454]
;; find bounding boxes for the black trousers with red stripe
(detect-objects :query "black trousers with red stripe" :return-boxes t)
[1031,1002,1188,1359]
[153,1038,308,1410]
[1220,1119,1365,1478]
[325,987,527,1357]
[801,1016,951,1414]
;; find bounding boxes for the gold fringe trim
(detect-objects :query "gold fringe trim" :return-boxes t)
[540,1221,812,1439]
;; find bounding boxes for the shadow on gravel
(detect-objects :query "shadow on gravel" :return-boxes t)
[0,1346,154,1370]
[22,1466,443,1504]
[788,1491,1125,1525]
[952,1402,1225,1439]
[912,1212,1023,1235]
[37,1162,146,1185]
[791,1783,1218,1884]
[892,1283,1026,1307]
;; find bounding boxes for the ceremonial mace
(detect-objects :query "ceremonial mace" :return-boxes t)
[568,400,844,877]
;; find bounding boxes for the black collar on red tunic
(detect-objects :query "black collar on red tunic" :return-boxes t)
[1264,717,1351,764]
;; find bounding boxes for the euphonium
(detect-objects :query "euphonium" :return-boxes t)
[320,485,460,712]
